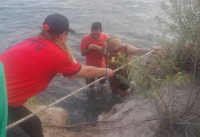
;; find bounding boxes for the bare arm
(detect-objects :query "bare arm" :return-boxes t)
[80,37,92,56]
[126,44,152,55]
[88,44,105,54]
[81,48,91,56]
[73,65,114,78]
[81,44,105,56]
[56,73,63,76]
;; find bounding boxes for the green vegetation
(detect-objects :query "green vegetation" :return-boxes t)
[111,0,200,136]
[130,0,200,96]
[111,52,135,85]
[24,96,39,110]
[141,0,200,136]
[24,1,200,136]
[25,96,53,110]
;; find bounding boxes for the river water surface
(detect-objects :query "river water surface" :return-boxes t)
[0,0,163,124]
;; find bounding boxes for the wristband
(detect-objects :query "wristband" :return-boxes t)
[105,68,108,77]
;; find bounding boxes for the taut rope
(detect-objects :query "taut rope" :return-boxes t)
[6,50,154,130]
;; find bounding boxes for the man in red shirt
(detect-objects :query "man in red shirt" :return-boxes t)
[80,22,109,89]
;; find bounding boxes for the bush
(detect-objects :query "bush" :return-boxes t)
[130,0,200,96]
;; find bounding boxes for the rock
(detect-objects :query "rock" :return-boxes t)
[32,106,67,127]
[29,84,200,137]
[94,97,156,137]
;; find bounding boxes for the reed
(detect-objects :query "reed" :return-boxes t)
[127,0,200,136]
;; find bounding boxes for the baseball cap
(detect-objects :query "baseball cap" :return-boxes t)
[43,13,75,34]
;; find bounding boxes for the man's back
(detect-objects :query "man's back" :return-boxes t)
[0,37,81,107]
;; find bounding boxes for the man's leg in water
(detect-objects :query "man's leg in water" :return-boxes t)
[85,78,95,89]
[98,76,106,86]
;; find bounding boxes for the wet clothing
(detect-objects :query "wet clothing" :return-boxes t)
[80,33,109,67]
[0,37,81,107]
[85,77,106,88]
[0,62,7,137]
[105,44,131,94]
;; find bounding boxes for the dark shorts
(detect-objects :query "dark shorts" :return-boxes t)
[118,83,130,90]
[108,76,130,95]
[7,105,44,137]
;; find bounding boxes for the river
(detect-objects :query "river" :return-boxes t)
[0,0,163,124]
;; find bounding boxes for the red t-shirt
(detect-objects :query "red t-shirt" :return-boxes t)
[0,37,81,107]
[80,33,109,67]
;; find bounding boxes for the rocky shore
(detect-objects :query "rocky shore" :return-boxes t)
[31,83,200,137]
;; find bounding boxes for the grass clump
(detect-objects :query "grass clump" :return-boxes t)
[122,0,200,136]
[131,0,200,95]
[24,96,39,110]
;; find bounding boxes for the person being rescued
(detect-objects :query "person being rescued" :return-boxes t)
[89,35,158,97]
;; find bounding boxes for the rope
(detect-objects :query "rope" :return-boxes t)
[6,50,154,130]
[114,50,154,72]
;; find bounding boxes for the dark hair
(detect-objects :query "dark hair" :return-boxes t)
[91,22,102,30]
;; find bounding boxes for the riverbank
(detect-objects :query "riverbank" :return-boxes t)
[36,82,200,137]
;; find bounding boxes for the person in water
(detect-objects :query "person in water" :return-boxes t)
[80,22,109,90]
[89,35,158,97]
[0,13,114,137]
